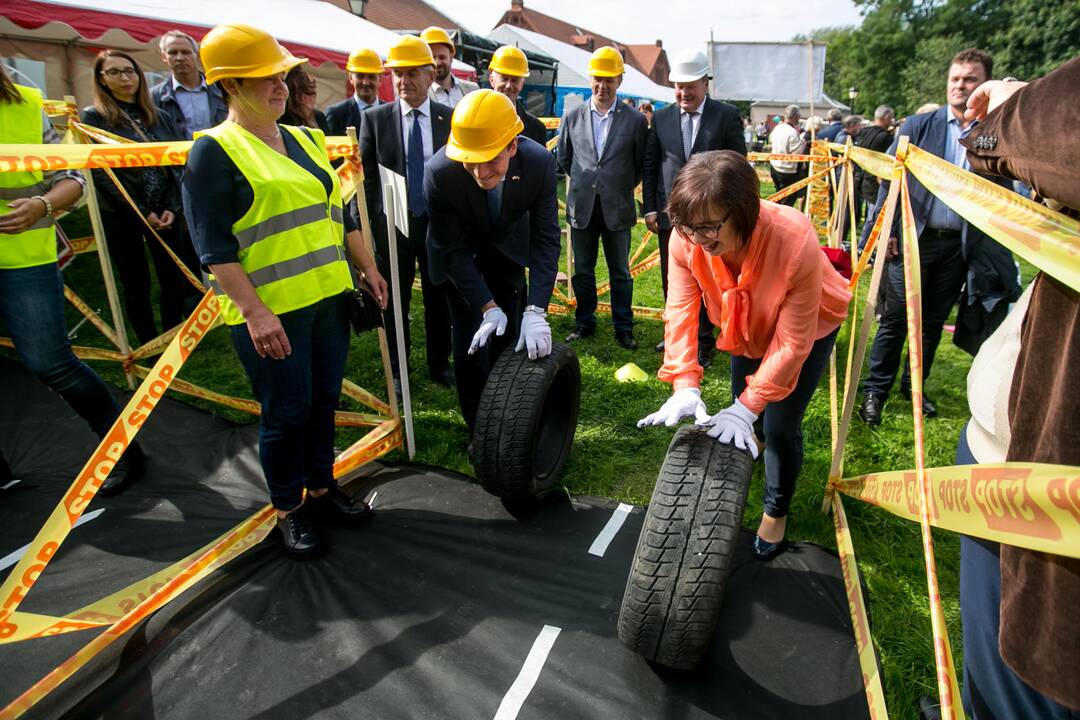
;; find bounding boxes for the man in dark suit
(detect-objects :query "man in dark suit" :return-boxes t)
[858,48,1012,425]
[325,47,383,136]
[642,49,746,363]
[150,30,226,140]
[558,46,647,349]
[488,45,547,146]
[424,90,560,430]
[360,35,453,391]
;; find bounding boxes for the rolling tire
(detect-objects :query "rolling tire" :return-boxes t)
[617,425,754,669]
[472,342,581,500]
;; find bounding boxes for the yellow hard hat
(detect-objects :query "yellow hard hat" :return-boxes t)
[384,34,435,69]
[419,26,455,54]
[489,45,530,78]
[200,23,306,85]
[446,89,524,163]
[588,46,624,78]
[346,48,383,75]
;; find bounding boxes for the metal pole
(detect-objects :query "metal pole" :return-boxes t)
[383,183,416,459]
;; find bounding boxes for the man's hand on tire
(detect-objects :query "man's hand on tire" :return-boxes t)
[704,399,760,458]
[515,306,552,360]
[637,388,710,428]
[469,306,508,354]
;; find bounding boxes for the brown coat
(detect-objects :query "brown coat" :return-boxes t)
[964,56,1080,710]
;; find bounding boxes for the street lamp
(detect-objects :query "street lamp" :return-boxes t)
[348,0,367,17]
[848,86,859,115]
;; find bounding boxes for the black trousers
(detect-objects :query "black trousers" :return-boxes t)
[444,253,525,430]
[658,226,714,350]
[571,197,634,333]
[101,206,200,345]
[863,228,967,397]
[373,213,452,379]
[769,166,804,207]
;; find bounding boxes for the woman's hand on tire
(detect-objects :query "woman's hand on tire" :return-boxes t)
[637,387,710,428]
[246,306,291,360]
[704,399,759,458]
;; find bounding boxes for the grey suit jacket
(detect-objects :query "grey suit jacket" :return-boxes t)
[642,97,746,230]
[557,101,647,230]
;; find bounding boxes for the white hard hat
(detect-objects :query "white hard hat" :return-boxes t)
[669,49,710,83]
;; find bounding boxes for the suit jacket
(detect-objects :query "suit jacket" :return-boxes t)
[557,101,647,230]
[427,77,480,105]
[325,97,381,137]
[642,97,746,229]
[519,104,547,147]
[861,106,1012,244]
[424,137,561,312]
[359,99,451,239]
[150,76,227,140]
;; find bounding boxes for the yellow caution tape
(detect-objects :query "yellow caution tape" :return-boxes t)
[904,145,1080,292]
[540,117,560,130]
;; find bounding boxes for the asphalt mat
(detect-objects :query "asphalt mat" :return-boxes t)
[0,357,869,719]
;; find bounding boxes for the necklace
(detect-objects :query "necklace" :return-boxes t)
[246,125,281,141]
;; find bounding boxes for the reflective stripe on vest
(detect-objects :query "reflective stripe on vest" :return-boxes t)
[194,122,352,324]
[0,85,57,270]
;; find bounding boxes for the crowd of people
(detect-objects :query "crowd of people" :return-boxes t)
[0,21,1075,717]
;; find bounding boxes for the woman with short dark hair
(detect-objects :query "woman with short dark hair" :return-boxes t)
[638,150,851,560]
[80,50,199,344]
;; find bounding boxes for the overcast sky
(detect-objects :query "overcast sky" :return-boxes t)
[445,0,865,60]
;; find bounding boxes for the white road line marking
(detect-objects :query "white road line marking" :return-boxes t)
[588,503,633,557]
[1,480,20,490]
[0,508,106,572]
[493,624,561,720]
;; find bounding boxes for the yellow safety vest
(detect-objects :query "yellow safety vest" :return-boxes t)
[0,84,57,270]
[196,121,353,325]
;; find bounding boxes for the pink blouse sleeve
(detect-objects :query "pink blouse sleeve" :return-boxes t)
[657,234,705,391]
[738,226,824,414]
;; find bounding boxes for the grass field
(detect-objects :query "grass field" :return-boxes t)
[31,176,1036,717]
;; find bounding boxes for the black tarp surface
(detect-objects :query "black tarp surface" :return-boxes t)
[0,358,869,719]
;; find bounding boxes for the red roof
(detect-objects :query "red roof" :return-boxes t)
[350,0,459,32]
[496,5,621,54]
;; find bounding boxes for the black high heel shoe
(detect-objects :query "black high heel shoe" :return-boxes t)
[753,534,787,561]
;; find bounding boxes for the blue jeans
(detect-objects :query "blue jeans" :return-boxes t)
[231,293,351,510]
[0,262,119,437]
[571,198,634,333]
[730,327,838,518]
[956,425,1080,719]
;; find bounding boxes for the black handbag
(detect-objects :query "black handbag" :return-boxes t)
[347,287,384,334]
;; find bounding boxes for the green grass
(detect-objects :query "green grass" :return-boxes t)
[31,186,1038,717]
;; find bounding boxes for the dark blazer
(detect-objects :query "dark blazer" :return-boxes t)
[79,105,184,216]
[359,99,451,235]
[862,106,1012,244]
[642,97,746,229]
[149,76,226,140]
[518,104,547,147]
[325,97,381,137]
[556,100,647,231]
[424,137,561,312]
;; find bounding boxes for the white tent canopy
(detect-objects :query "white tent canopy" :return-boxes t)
[487,24,675,105]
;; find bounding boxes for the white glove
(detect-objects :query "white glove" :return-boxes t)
[637,387,711,428]
[515,306,552,360]
[705,399,760,458]
[469,306,508,354]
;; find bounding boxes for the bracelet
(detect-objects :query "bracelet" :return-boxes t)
[32,195,54,217]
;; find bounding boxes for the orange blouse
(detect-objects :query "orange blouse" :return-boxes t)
[658,201,851,414]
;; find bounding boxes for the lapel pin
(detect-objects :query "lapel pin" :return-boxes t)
[511,175,521,181]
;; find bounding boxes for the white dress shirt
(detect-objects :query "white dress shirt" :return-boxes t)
[399,98,434,162]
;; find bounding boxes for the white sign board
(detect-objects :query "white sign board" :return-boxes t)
[710,43,827,104]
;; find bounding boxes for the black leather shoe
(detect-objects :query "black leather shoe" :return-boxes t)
[308,485,374,524]
[615,331,639,350]
[753,534,787,561]
[858,392,884,426]
[901,388,937,418]
[430,367,454,388]
[98,442,145,497]
[277,511,324,559]
[654,339,665,353]
[697,345,715,369]
[565,325,595,341]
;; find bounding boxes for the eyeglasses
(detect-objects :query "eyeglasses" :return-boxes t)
[676,216,730,241]
[101,68,138,79]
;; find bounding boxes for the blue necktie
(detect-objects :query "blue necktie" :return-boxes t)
[407,108,426,217]
[486,187,501,226]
